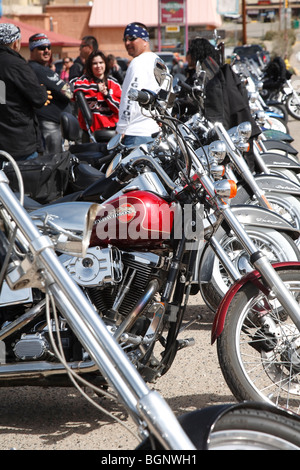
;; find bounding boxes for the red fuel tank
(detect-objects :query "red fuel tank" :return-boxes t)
[89,190,175,249]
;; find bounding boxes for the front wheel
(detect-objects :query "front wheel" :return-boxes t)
[200,227,300,311]
[217,268,300,415]
[264,116,289,134]
[267,103,289,123]
[286,93,300,120]
[138,404,300,449]
[208,407,300,449]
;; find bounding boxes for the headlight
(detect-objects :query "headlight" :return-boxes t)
[249,91,259,103]
[237,122,252,140]
[255,110,266,125]
[208,140,227,163]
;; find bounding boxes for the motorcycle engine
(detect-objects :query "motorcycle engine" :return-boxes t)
[62,246,163,324]
[14,333,53,361]
[0,247,163,364]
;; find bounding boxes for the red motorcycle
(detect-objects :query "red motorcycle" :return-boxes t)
[1,160,300,448]
[1,60,300,420]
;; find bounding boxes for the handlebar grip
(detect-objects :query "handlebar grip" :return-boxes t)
[178,80,193,93]
[128,88,157,105]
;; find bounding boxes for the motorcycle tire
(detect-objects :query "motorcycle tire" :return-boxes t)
[217,268,300,416]
[138,404,300,449]
[200,227,300,311]
[264,116,289,134]
[208,407,300,449]
[208,409,300,450]
[286,93,300,120]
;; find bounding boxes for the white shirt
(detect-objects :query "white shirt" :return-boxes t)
[116,51,160,136]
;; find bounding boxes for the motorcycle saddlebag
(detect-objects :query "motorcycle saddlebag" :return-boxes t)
[3,151,71,204]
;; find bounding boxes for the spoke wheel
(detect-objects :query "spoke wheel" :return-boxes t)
[258,192,300,231]
[201,227,300,311]
[287,93,300,120]
[264,116,289,134]
[217,269,300,415]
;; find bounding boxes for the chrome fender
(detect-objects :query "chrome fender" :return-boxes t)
[211,261,300,344]
[259,152,300,171]
[253,173,300,195]
[31,201,100,256]
[230,204,300,235]
[196,204,299,285]
[0,202,100,306]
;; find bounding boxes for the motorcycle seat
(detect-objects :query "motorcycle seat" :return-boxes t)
[21,191,85,210]
[61,111,80,142]
[94,128,116,142]
[70,162,106,192]
[70,150,112,170]
[69,142,106,154]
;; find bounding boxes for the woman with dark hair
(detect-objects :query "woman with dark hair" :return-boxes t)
[188,37,221,67]
[73,50,122,141]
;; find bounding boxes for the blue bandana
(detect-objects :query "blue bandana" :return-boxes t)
[123,23,149,42]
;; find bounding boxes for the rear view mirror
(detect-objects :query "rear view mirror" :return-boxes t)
[154,59,168,86]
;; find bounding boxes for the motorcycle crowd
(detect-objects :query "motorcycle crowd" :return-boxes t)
[2,31,300,449]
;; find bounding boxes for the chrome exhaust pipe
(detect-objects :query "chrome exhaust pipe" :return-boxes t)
[0,359,97,382]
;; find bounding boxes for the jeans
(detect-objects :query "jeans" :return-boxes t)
[39,120,63,154]
[122,135,154,148]
[18,151,38,161]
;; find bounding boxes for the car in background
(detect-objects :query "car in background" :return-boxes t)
[156,52,175,72]
[233,44,270,65]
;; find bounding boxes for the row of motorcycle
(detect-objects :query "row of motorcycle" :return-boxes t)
[233,52,300,125]
[1,57,300,449]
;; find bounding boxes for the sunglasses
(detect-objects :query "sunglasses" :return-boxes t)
[63,60,70,64]
[37,45,51,51]
[123,36,138,42]
[80,44,89,48]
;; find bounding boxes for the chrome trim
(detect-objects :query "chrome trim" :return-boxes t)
[31,202,99,256]
[254,174,300,195]
[0,359,97,380]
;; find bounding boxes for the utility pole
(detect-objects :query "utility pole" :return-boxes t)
[242,0,247,44]
[284,0,288,56]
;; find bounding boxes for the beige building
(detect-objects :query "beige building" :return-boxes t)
[2,0,222,59]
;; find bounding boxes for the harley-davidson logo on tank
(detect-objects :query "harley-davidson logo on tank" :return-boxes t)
[90,191,177,248]
[115,203,137,223]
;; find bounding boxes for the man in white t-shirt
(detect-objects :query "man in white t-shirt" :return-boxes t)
[116,22,160,147]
